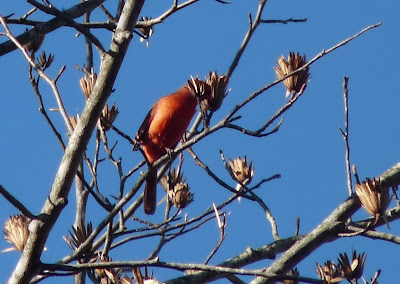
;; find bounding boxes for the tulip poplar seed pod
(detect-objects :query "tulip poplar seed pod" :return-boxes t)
[169,182,194,209]
[100,103,119,131]
[315,261,343,284]
[228,156,255,201]
[337,250,366,282]
[79,68,97,100]
[37,51,54,69]
[355,177,391,226]
[187,76,211,99]
[94,254,123,283]
[274,52,310,99]
[202,71,229,112]
[2,215,30,253]
[139,16,154,47]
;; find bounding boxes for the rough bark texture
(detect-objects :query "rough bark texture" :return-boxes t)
[7,1,145,283]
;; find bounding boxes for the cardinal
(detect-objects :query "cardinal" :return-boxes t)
[135,79,211,214]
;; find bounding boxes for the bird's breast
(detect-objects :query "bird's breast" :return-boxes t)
[147,92,197,150]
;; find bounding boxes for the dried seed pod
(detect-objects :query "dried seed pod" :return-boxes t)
[274,52,310,99]
[228,156,255,200]
[187,76,211,99]
[94,254,123,284]
[119,276,133,284]
[202,71,229,112]
[37,51,54,69]
[169,182,194,209]
[79,68,97,100]
[63,223,93,262]
[100,103,119,131]
[355,177,391,226]
[337,251,366,282]
[133,267,159,284]
[2,215,30,252]
[315,261,343,283]
[139,16,154,47]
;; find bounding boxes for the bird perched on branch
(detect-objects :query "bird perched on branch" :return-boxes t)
[135,78,211,215]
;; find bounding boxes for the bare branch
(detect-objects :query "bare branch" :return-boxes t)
[0,0,107,57]
[246,190,280,240]
[250,161,400,284]
[42,236,307,283]
[26,0,106,54]
[204,204,226,264]
[339,76,352,196]
[136,0,200,28]
[6,0,145,282]
[226,0,268,79]
[260,18,307,24]
[0,185,35,219]
[28,65,67,150]
[5,17,116,30]
[224,23,382,124]
[188,147,255,201]
[0,16,74,133]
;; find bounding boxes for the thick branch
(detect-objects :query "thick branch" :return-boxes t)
[165,236,301,283]
[250,161,400,284]
[7,0,145,283]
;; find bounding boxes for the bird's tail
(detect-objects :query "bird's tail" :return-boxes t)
[144,169,157,215]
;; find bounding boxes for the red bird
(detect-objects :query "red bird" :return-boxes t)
[135,79,210,214]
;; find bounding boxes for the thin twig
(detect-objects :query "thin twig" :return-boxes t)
[99,4,116,22]
[106,121,136,146]
[226,0,268,79]
[340,76,352,196]
[22,7,38,20]
[0,185,35,219]
[102,220,114,256]
[0,15,74,133]
[28,65,67,150]
[224,23,382,124]
[295,217,300,236]
[188,147,255,201]
[247,190,280,240]
[82,0,94,69]
[137,0,200,28]
[204,204,226,264]
[260,18,307,24]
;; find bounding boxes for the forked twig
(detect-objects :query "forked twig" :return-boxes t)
[204,204,227,264]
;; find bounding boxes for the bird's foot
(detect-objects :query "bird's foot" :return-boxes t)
[165,147,174,158]
[132,140,141,151]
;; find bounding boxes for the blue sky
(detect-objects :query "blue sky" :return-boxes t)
[0,0,399,283]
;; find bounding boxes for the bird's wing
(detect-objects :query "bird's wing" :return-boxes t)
[135,107,155,143]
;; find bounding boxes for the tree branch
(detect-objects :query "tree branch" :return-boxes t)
[7,0,145,282]
[339,76,352,196]
[250,161,400,284]
[0,185,35,219]
[0,0,106,57]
